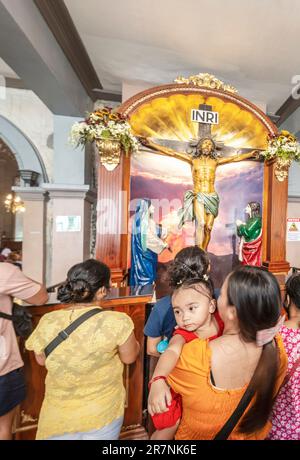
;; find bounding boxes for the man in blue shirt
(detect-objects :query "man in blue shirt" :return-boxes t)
[144,295,175,356]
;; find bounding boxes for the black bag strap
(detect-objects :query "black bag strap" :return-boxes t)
[213,384,254,440]
[0,311,13,320]
[44,308,103,358]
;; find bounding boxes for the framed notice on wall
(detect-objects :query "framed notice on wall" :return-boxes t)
[56,216,81,232]
[287,218,300,241]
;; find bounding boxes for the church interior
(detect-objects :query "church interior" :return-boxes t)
[0,0,299,442]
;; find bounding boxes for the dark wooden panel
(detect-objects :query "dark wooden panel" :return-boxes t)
[112,303,146,426]
[14,310,46,440]
[262,161,290,273]
[1,240,22,251]
[120,155,131,271]
[95,154,131,276]
[96,159,123,268]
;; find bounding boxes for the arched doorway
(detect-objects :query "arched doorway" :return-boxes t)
[0,115,48,183]
[0,138,22,249]
[0,117,48,276]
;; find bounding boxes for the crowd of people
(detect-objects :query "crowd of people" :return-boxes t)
[0,247,22,269]
[0,247,299,440]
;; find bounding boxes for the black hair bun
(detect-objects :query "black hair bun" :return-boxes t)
[57,279,92,303]
[169,260,208,288]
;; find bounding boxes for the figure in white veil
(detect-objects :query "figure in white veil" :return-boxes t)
[130,199,169,286]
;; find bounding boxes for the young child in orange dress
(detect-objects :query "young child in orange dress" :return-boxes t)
[148,254,223,440]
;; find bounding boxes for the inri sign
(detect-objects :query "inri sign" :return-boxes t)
[191,109,219,125]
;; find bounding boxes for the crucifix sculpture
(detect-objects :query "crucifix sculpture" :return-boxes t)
[139,104,259,250]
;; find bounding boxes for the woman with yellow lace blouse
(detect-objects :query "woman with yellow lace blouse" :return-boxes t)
[26,259,140,440]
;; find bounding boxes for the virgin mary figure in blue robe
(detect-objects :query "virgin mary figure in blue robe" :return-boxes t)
[130,199,167,286]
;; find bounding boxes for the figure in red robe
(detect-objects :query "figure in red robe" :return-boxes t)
[236,202,262,266]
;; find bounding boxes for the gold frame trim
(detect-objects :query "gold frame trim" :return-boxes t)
[120,86,277,136]
[175,72,237,94]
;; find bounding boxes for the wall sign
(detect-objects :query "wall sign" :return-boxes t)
[191,109,219,124]
[56,216,81,232]
[287,218,300,241]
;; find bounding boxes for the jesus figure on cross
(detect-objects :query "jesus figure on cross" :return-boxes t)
[139,105,259,250]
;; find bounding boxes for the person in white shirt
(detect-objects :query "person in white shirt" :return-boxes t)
[0,263,48,439]
[130,199,169,286]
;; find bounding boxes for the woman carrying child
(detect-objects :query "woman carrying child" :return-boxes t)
[149,265,288,440]
[148,247,223,439]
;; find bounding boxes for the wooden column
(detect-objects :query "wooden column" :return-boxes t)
[95,155,131,284]
[262,162,290,274]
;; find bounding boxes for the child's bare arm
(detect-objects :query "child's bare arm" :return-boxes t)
[148,335,185,415]
[152,334,185,378]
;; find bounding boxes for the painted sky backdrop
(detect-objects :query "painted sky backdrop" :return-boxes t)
[130,150,263,263]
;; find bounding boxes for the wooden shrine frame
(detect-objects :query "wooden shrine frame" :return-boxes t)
[96,83,290,283]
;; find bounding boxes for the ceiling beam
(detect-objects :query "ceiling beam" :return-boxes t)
[0,0,92,116]
[3,77,122,103]
[275,91,300,126]
[33,0,102,101]
[5,77,28,90]
[92,90,122,103]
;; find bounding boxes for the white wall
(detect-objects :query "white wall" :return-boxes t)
[286,200,300,269]
[49,192,91,284]
[122,80,155,102]
[0,87,53,180]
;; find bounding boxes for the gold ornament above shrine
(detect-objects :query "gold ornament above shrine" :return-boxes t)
[119,77,277,152]
[174,72,238,94]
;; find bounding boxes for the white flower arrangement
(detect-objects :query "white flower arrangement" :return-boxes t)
[260,130,300,162]
[70,106,139,155]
